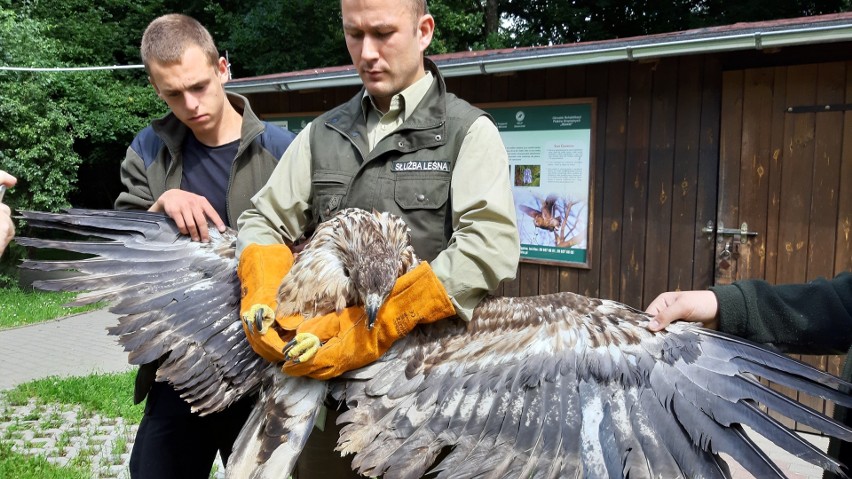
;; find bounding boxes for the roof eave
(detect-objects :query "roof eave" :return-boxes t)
[226,21,852,94]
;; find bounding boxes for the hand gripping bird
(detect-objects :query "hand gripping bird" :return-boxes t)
[17,207,852,479]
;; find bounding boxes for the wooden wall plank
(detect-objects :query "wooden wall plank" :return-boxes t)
[490,73,510,103]
[693,55,722,289]
[565,65,587,98]
[764,66,789,285]
[666,56,702,292]
[619,62,653,307]
[778,64,818,284]
[544,67,567,99]
[598,62,630,301]
[538,267,559,295]
[736,67,775,280]
[643,59,678,307]
[518,263,539,297]
[507,71,526,102]
[837,61,852,274]
[807,62,846,280]
[578,63,610,298]
[717,70,744,286]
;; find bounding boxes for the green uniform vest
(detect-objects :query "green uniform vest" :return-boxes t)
[309,59,488,261]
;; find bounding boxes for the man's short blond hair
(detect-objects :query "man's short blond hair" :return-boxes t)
[140,14,218,72]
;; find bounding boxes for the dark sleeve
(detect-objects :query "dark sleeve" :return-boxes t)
[712,272,852,355]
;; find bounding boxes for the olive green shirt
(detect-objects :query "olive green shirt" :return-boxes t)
[237,72,520,321]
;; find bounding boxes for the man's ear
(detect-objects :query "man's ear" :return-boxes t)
[216,57,229,83]
[417,14,435,53]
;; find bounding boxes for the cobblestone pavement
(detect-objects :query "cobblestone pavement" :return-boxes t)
[0,396,138,478]
[0,393,225,478]
[0,310,224,478]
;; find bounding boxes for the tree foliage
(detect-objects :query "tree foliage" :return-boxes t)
[222,0,348,76]
[1,1,165,212]
[498,0,850,46]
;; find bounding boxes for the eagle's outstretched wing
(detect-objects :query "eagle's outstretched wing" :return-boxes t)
[17,208,852,479]
[333,293,852,479]
[16,208,265,414]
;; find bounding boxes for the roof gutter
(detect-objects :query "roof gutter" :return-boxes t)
[226,22,852,94]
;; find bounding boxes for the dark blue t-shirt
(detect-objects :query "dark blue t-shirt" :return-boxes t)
[180,135,240,226]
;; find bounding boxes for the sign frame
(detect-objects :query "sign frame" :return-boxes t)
[480,98,597,269]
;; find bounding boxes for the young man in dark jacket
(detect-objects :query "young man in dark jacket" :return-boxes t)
[646,272,852,478]
[115,14,295,478]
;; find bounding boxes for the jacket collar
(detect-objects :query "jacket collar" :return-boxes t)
[151,92,264,158]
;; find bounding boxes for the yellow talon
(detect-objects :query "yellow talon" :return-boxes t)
[243,304,275,334]
[284,332,321,363]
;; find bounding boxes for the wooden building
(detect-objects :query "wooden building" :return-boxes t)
[227,13,852,429]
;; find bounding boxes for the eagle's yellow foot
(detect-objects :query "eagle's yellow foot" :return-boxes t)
[242,304,275,334]
[283,332,321,363]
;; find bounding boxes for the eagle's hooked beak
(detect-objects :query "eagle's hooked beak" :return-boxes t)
[365,293,382,330]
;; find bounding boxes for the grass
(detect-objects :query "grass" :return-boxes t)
[4,370,142,423]
[0,442,90,479]
[0,287,102,330]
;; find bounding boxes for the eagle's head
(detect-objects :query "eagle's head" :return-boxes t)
[342,209,420,329]
[350,240,399,329]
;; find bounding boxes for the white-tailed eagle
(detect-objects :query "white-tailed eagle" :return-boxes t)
[16,208,852,479]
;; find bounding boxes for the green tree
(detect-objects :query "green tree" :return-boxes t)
[16,0,167,207]
[223,0,348,76]
[498,0,850,46]
[0,8,82,212]
[0,4,164,282]
[429,0,507,53]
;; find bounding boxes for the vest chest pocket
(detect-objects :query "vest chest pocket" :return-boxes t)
[312,172,350,222]
[394,176,450,211]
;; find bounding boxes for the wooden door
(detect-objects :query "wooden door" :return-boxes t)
[719,61,852,432]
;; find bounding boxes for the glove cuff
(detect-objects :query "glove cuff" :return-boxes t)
[238,243,295,362]
[387,262,455,335]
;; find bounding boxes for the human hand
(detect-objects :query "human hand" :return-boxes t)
[645,290,720,332]
[148,189,225,242]
[0,170,18,255]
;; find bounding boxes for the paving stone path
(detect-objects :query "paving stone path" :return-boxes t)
[0,396,137,478]
[0,395,226,478]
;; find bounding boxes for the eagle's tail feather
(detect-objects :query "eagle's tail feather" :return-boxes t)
[226,369,326,479]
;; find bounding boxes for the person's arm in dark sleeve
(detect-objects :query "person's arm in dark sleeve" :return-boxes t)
[713,272,852,355]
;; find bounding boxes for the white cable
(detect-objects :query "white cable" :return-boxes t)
[0,65,144,72]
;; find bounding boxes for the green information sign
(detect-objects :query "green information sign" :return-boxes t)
[484,99,596,268]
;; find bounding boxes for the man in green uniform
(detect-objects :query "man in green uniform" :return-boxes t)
[236,0,520,477]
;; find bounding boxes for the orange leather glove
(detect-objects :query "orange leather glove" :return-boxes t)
[237,243,295,363]
[282,262,456,380]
